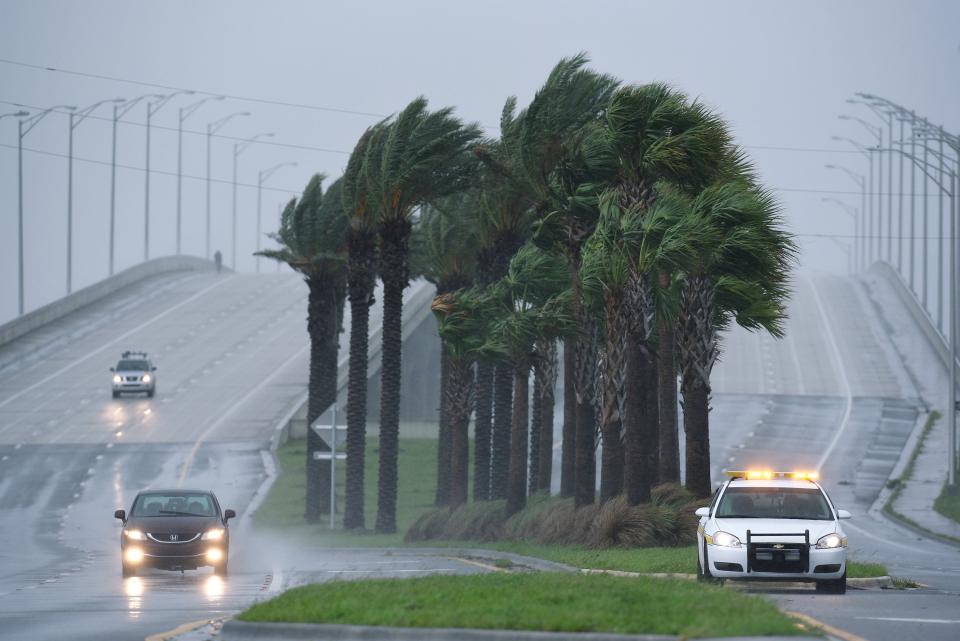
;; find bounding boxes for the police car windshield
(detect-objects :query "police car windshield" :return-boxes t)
[117,360,149,371]
[716,487,833,520]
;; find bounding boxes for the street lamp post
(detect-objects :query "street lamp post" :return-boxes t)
[205,112,250,260]
[17,104,76,316]
[110,94,162,276]
[822,198,857,274]
[825,165,865,271]
[67,98,124,294]
[144,90,194,262]
[1,109,30,314]
[256,162,298,272]
[177,96,224,257]
[232,132,274,270]
[839,114,882,266]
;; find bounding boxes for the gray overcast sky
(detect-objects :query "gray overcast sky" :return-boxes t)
[1,0,957,322]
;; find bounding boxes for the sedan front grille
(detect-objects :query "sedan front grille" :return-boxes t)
[124,376,140,382]
[147,532,201,544]
[746,529,810,574]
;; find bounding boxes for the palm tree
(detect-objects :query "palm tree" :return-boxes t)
[530,336,558,493]
[431,287,502,506]
[341,127,381,530]
[585,82,731,505]
[257,174,347,522]
[364,97,481,533]
[521,54,619,507]
[674,178,795,497]
[417,194,479,506]
[486,245,572,515]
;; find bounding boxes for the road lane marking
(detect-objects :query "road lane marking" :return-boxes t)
[444,556,511,573]
[857,617,960,624]
[0,277,232,411]
[808,277,853,472]
[177,343,309,486]
[787,611,869,641]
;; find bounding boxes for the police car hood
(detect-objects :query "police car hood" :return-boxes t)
[714,518,838,542]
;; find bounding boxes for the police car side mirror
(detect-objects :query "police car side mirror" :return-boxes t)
[695,507,710,518]
[224,509,236,521]
[114,509,126,522]
[837,509,852,520]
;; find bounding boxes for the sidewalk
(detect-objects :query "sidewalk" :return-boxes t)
[862,270,960,542]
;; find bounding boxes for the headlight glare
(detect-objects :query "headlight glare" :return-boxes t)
[124,547,144,563]
[816,533,846,549]
[113,375,122,384]
[124,529,145,540]
[202,528,224,541]
[142,374,151,383]
[712,531,741,548]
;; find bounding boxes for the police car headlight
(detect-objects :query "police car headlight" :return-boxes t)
[113,375,122,384]
[816,533,847,549]
[202,528,224,541]
[712,531,741,548]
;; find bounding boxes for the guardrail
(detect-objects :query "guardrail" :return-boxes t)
[0,256,221,348]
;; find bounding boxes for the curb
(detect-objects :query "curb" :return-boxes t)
[220,620,818,641]
[578,568,892,589]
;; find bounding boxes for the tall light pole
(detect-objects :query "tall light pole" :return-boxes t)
[255,162,297,272]
[824,165,865,271]
[821,197,858,274]
[67,98,124,294]
[17,104,76,316]
[1,110,29,315]
[839,113,882,265]
[144,90,194,262]
[205,112,250,260]
[177,96,224,256]
[109,94,161,276]
[232,132,274,270]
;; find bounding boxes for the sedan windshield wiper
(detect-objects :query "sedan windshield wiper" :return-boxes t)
[717,515,759,518]
[158,510,208,517]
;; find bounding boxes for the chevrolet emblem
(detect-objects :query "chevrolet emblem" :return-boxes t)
[772,543,784,549]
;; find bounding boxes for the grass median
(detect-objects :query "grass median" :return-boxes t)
[238,572,809,638]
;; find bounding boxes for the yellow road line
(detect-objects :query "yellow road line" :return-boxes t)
[144,618,212,641]
[787,611,871,641]
[444,556,511,573]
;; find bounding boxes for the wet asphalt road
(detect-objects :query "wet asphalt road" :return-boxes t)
[1,268,959,641]
[0,271,475,641]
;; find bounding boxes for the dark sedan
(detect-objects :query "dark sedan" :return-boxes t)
[114,489,235,577]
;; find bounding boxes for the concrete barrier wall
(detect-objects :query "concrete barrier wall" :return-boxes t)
[0,256,220,348]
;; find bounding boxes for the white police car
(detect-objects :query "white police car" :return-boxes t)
[696,470,851,594]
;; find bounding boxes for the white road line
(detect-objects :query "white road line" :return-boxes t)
[808,277,853,472]
[856,617,960,625]
[0,277,232,411]
[177,343,309,486]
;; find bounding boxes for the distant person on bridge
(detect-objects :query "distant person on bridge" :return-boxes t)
[214,250,222,273]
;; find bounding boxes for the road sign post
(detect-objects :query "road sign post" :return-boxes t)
[312,404,347,528]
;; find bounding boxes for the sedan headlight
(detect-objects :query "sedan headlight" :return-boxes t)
[816,533,847,549]
[113,375,122,384]
[202,528,225,541]
[142,374,151,383]
[711,531,741,548]
[124,529,145,541]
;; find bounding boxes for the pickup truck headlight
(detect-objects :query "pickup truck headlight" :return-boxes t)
[113,375,122,384]
[711,531,741,548]
[816,533,847,549]
[202,528,224,541]
[142,374,151,383]
[124,529,145,541]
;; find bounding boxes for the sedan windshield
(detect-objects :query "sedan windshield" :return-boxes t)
[132,493,216,517]
[716,486,833,520]
[117,360,149,371]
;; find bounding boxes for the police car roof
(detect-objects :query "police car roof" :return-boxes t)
[726,478,822,489]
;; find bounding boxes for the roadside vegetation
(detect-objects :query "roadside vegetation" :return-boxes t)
[238,573,807,638]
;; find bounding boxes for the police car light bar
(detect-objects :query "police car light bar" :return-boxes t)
[725,470,819,481]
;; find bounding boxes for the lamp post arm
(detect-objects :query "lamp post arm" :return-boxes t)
[181,95,225,122]
[148,89,195,117]
[876,146,956,194]
[21,104,76,138]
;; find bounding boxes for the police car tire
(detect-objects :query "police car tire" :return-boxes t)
[699,542,715,582]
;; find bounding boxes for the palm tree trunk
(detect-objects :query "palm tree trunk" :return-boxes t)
[305,277,337,522]
[623,338,657,505]
[573,281,597,507]
[560,341,576,497]
[529,363,542,495]
[599,297,628,502]
[646,345,660,488]
[490,363,513,500]
[507,366,530,515]
[473,362,494,501]
[657,309,680,484]
[375,219,411,534]
[435,340,452,507]
[448,357,473,507]
[536,339,557,492]
[344,231,375,530]
[677,273,717,499]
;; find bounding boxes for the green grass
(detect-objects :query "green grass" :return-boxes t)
[933,481,960,525]
[254,436,440,546]
[238,573,808,638]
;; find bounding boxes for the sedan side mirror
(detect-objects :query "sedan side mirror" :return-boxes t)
[694,507,710,518]
[114,509,126,522]
[224,509,236,521]
[837,509,852,520]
